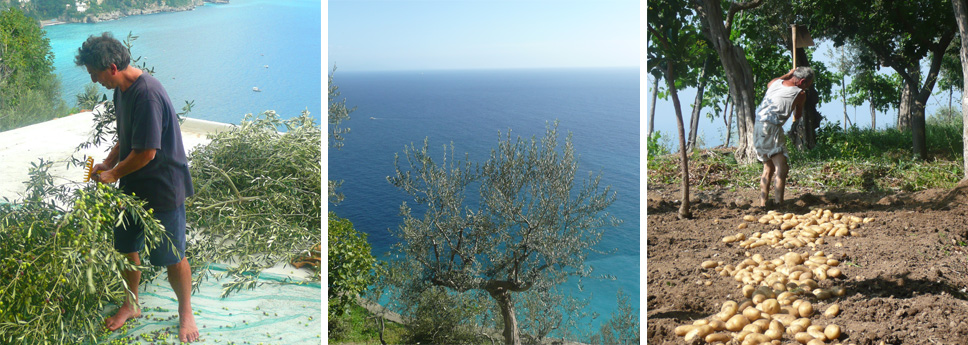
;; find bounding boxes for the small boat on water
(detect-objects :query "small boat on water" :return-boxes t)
[252,87,261,92]
[264,65,269,68]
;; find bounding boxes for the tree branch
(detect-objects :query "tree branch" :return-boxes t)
[726,0,764,32]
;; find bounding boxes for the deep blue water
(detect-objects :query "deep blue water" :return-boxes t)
[43,0,322,125]
[328,68,640,334]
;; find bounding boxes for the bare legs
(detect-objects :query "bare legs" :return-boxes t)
[759,154,788,207]
[168,257,199,342]
[105,252,142,331]
[105,254,198,343]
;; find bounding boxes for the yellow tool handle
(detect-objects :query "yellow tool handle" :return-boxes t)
[83,157,105,183]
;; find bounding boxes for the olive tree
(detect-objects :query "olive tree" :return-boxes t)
[328,67,354,204]
[387,123,618,345]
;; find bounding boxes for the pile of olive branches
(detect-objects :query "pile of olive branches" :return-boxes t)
[0,160,171,344]
[186,110,321,297]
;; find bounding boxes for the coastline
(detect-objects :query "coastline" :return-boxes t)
[39,0,228,27]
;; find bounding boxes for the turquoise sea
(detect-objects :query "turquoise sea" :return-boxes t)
[43,0,322,125]
[328,68,640,336]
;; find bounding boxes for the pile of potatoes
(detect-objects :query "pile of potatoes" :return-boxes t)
[723,209,874,250]
[673,294,846,345]
[702,250,845,288]
[673,209,874,344]
[686,251,849,344]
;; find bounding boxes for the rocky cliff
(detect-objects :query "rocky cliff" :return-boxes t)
[77,0,227,24]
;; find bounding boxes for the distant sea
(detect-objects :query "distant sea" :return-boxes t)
[328,68,640,335]
[43,0,322,125]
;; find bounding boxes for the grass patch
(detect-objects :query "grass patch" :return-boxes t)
[648,122,964,193]
[329,300,406,345]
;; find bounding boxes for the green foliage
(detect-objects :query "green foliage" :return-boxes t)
[649,121,964,192]
[76,83,107,111]
[0,160,171,344]
[328,67,354,205]
[0,8,66,131]
[0,76,69,131]
[647,131,670,164]
[514,286,595,344]
[937,39,963,95]
[373,257,490,344]
[847,70,901,113]
[328,67,354,150]
[404,286,489,345]
[328,300,406,344]
[592,289,639,345]
[792,121,964,163]
[327,212,376,318]
[187,110,322,297]
[927,106,964,127]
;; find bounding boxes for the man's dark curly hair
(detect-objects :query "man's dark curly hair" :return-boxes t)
[74,32,130,71]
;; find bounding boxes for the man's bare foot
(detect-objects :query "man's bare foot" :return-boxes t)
[179,311,200,343]
[759,199,775,210]
[105,302,141,331]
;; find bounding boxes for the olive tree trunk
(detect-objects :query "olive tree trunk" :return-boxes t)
[649,76,659,137]
[693,0,762,165]
[687,57,712,151]
[487,286,521,345]
[953,0,968,180]
[664,62,692,219]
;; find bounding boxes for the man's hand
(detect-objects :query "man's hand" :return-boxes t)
[90,163,111,180]
[93,170,118,184]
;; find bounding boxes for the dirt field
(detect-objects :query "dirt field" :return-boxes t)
[647,180,968,345]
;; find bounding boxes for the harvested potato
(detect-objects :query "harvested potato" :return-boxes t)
[683,324,713,343]
[794,331,814,344]
[824,303,841,318]
[726,314,750,332]
[798,301,815,318]
[742,306,762,321]
[709,319,726,331]
[824,324,842,340]
[705,332,730,344]
[674,324,695,336]
[759,299,781,315]
[806,326,826,340]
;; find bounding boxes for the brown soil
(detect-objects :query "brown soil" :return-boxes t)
[647,180,968,345]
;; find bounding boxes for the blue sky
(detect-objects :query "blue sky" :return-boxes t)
[328,0,639,71]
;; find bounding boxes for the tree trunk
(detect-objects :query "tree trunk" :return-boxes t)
[649,76,659,137]
[694,0,760,165]
[955,0,968,180]
[687,57,712,151]
[723,96,733,147]
[665,62,692,219]
[898,69,917,131]
[913,95,928,159]
[870,89,877,130]
[902,36,948,160]
[487,287,521,345]
[842,74,849,130]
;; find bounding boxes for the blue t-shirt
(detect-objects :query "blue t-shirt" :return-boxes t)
[114,73,194,211]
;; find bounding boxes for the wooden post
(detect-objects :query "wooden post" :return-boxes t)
[792,24,798,69]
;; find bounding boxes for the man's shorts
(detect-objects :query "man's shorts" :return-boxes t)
[114,203,186,267]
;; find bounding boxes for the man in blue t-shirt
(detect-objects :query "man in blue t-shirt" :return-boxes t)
[75,32,198,343]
